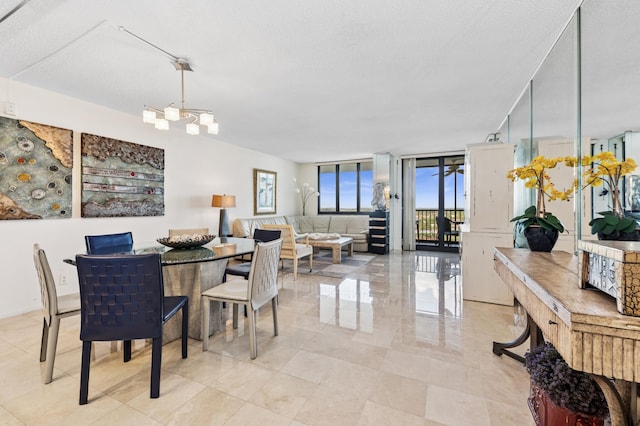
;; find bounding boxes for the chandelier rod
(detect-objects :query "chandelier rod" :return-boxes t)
[118,26,193,71]
[180,62,186,111]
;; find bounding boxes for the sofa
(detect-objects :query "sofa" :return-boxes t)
[232,215,370,252]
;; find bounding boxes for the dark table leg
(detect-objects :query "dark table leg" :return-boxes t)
[493,310,543,364]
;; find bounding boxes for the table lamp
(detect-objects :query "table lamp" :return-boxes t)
[211,194,236,237]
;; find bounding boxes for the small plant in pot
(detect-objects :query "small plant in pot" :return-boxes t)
[507,156,576,251]
[525,342,609,425]
[579,151,639,240]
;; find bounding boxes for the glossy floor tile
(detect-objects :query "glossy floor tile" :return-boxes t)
[0,251,535,425]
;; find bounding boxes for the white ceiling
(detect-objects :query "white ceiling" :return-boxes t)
[0,0,581,163]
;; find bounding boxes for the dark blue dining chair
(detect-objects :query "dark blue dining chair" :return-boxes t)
[75,253,188,404]
[84,232,134,255]
[225,229,282,280]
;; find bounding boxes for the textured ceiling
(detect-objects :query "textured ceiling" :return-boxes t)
[0,0,581,163]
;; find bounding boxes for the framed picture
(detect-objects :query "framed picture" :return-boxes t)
[253,168,277,215]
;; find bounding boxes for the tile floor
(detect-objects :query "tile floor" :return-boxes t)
[0,251,535,425]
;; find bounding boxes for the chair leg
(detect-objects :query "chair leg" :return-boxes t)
[232,304,239,329]
[309,254,313,272]
[123,340,132,362]
[272,298,279,337]
[202,296,210,351]
[40,319,48,362]
[79,341,92,405]
[247,305,257,359]
[150,337,162,398]
[44,317,61,384]
[293,260,298,280]
[181,302,188,359]
[221,273,228,311]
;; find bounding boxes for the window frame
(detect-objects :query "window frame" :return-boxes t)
[317,161,373,215]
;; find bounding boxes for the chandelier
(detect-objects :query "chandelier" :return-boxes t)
[142,58,219,136]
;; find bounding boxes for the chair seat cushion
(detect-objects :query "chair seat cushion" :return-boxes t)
[57,292,81,315]
[295,244,313,258]
[225,262,251,278]
[202,279,249,302]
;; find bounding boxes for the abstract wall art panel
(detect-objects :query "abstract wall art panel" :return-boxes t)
[81,133,164,217]
[0,116,73,220]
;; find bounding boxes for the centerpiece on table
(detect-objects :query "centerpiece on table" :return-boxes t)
[580,151,639,240]
[507,156,577,252]
[525,342,608,426]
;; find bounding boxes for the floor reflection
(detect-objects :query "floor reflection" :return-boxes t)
[317,252,462,340]
[414,252,461,317]
[319,278,373,332]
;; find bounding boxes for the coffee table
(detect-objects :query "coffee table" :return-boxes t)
[307,236,353,264]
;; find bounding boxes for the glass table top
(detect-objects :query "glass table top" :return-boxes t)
[65,237,255,266]
[136,237,255,265]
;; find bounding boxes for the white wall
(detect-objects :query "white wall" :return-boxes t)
[296,164,319,215]
[0,78,302,318]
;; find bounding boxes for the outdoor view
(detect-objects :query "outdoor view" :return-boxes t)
[319,163,373,212]
[415,157,465,244]
[317,157,464,246]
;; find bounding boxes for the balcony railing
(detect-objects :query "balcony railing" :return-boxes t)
[415,209,464,243]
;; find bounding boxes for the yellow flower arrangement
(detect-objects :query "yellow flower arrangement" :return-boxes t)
[507,156,577,233]
[580,151,636,217]
[577,151,638,237]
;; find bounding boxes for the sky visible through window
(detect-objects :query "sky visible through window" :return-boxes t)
[320,163,463,211]
[319,169,373,210]
[416,167,464,209]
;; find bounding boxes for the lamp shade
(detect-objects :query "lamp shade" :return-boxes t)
[154,118,169,130]
[143,109,157,124]
[211,194,236,208]
[199,113,214,126]
[186,122,200,135]
[164,105,180,121]
[207,122,219,135]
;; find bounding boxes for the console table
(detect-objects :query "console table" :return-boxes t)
[492,247,639,426]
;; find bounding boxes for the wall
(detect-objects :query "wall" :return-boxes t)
[295,164,319,215]
[0,78,301,318]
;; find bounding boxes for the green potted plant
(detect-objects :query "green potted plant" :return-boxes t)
[524,342,608,425]
[507,156,577,251]
[580,151,639,240]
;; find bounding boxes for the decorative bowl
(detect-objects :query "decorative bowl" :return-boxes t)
[156,234,216,249]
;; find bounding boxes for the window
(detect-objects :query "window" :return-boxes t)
[318,161,373,214]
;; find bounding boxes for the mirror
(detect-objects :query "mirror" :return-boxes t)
[509,84,532,222]
[531,16,578,250]
[498,1,640,245]
[582,0,640,224]
[582,0,640,146]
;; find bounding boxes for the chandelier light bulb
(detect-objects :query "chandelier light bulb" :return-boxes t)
[186,122,200,135]
[207,122,219,135]
[154,118,169,130]
[164,105,180,121]
[143,109,157,124]
[199,113,214,126]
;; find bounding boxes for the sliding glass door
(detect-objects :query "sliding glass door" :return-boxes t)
[414,155,465,251]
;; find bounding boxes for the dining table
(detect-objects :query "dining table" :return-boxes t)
[66,237,256,342]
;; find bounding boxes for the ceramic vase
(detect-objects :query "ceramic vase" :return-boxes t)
[528,382,605,426]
